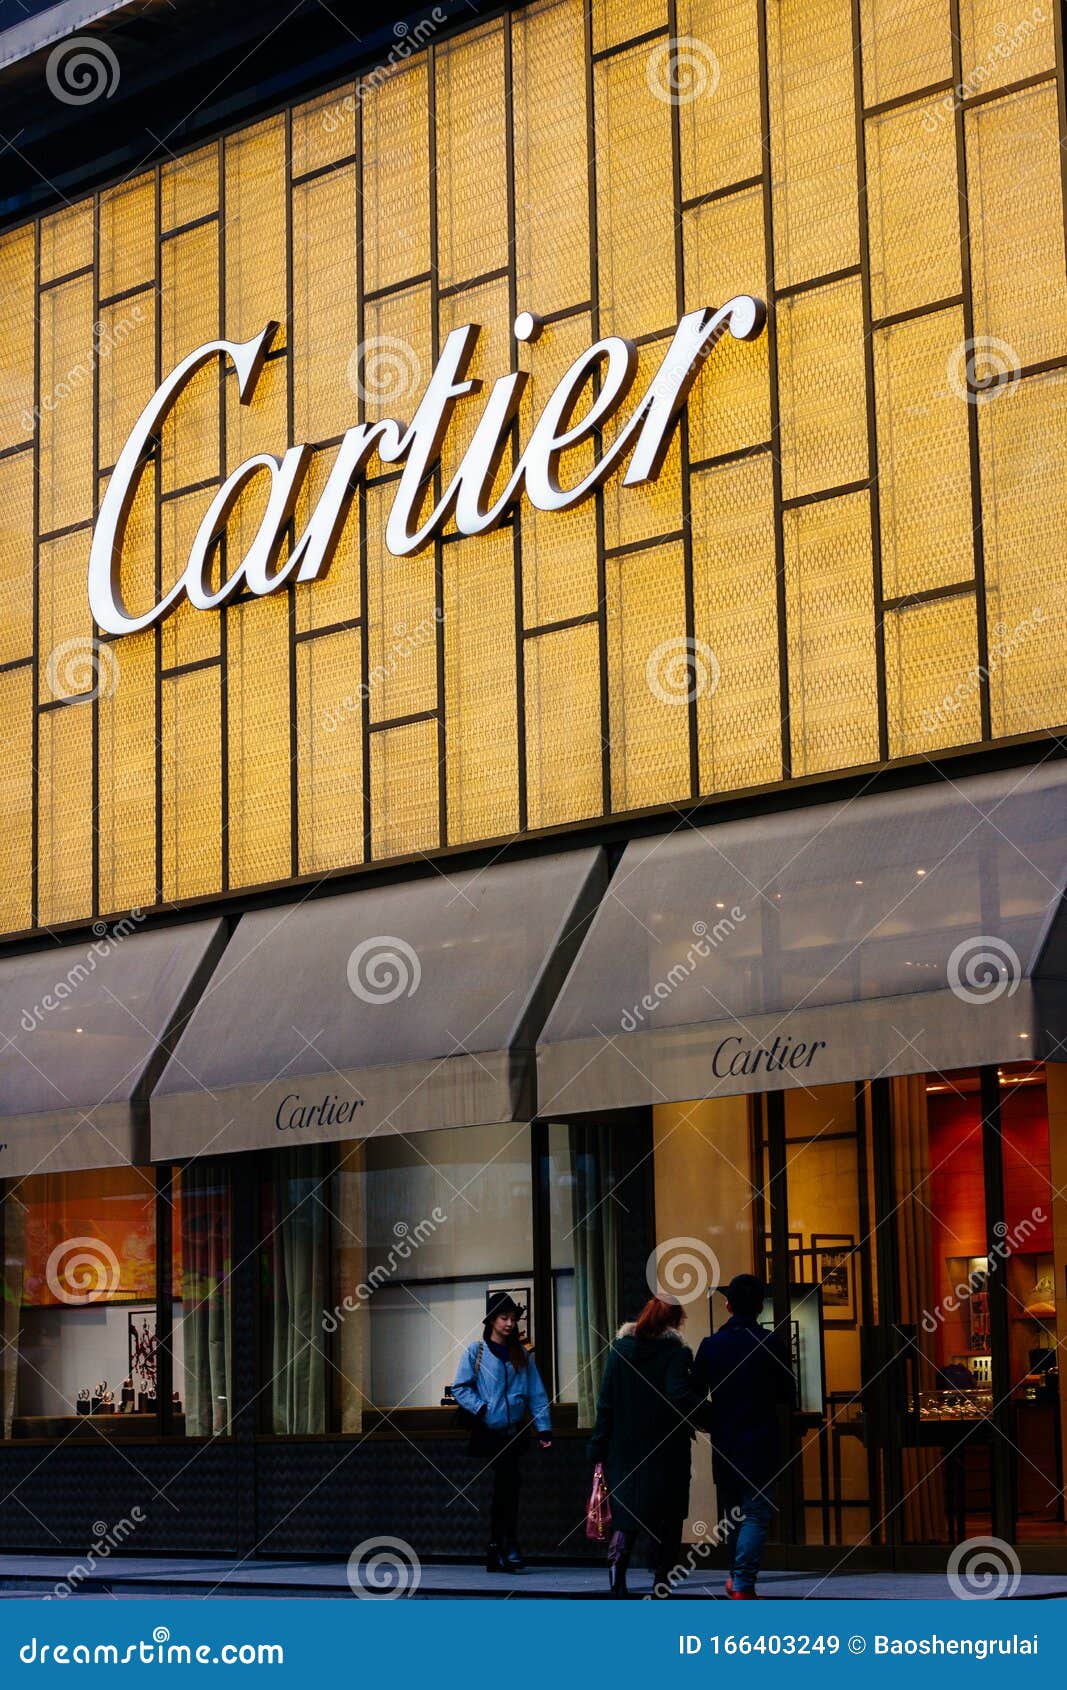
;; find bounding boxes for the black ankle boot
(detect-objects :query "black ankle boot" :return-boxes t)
[607,1529,632,1598]
[608,1561,629,1598]
[485,1541,509,1573]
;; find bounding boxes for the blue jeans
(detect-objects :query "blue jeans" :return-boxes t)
[719,1481,774,1592]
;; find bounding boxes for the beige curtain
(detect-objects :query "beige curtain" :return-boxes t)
[891,1074,949,1543]
[332,1143,366,1435]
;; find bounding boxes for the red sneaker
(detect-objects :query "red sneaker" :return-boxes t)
[725,1576,734,1597]
[729,1586,757,1600]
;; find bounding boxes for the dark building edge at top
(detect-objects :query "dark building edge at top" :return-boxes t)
[0,0,507,231]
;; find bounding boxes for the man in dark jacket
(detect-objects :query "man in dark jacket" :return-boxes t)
[692,1274,796,1600]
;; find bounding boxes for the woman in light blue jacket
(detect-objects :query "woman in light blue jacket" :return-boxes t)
[451,1293,552,1572]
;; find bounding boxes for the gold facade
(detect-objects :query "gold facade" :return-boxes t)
[1,0,1066,934]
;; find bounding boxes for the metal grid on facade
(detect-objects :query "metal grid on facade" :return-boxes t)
[1,0,1066,936]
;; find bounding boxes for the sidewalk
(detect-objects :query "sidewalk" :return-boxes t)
[0,1556,1065,1599]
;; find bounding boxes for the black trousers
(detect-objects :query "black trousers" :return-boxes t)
[485,1433,525,1544]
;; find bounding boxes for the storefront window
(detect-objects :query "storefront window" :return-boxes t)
[1,1167,159,1437]
[548,1122,624,1426]
[175,1162,232,1437]
[262,1126,534,1433]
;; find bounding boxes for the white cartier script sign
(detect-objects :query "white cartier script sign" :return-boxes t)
[88,296,767,636]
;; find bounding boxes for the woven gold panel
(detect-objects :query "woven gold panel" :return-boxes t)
[0,666,32,931]
[364,483,437,724]
[37,700,93,926]
[160,221,220,493]
[777,278,868,501]
[768,0,858,290]
[602,338,683,550]
[866,99,961,321]
[591,0,664,50]
[435,21,509,292]
[162,666,223,902]
[677,0,762,199]
[438,278,512,493]
[524,622,603,830]
[692,455,782,792]
[511,0,590,316]
[225,117,288,349]
[161,484,221,669]
[39,273,94,534]
[605,540,690,811]
[683,185,770,463]
[874,307,974,598]
[517,312,599,628]
[959,0,1055,94]
[226,594,292,888]
[98,629,156,914]
[369,718,440,858]
[361,60,431,296]
[0,451,33,665]
[884,592,982,759]
[98,292,155,471]
[292,87,357,177]
[295,628,365,875]
[99,174,154,299]
[785,491,879,776]
[226,346,287,472]
[38,530,95,703]
[292,165,358,444]
[0,222,35,449]
[443,527,519,845]
[107,459,156,631]
[360,283,433,428]
[39,203,93,284]
[293,448,361,636]
[859,0,953,108]
[967,84,1067,372]
[979,369,1067,737]
[160,145,218,230]
[595,41,676,339]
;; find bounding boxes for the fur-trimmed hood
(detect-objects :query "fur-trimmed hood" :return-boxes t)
[616,1321,686,1341]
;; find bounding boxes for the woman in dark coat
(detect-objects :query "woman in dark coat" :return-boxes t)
[588,1296,706,1597]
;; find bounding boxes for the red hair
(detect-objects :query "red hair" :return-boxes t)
[633,1297,685,1339]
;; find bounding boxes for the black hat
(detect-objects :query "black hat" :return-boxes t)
[483,1291,525,1333]
[719,1273,765,1317]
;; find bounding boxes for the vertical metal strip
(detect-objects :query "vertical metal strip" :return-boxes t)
[30,220,40,929]
[851,0,889,762]
[285,108,300,880]
[530,1119,554,1399]
[356,82,373,866]
[868,1075,903,1553]
[949,0,993,740]
[155,1159,174,1439]
[583,3,612,816]
[91,190,101,918]
[504,9,529,835]
[153,165,164,908]
[218,139,231,893]
[428,47,448,851]
[666,1,701,800]
[756,0,791,781]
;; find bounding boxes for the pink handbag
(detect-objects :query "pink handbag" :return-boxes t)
[586,1462,613,1541]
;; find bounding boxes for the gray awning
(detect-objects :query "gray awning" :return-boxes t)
[0,919,227,1177]
[150,848,607,1159]
[537,762,1067,1113]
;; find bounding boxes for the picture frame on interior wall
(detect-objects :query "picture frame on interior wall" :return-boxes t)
[811,1236,857,1327]
[761,1232,804,1281]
